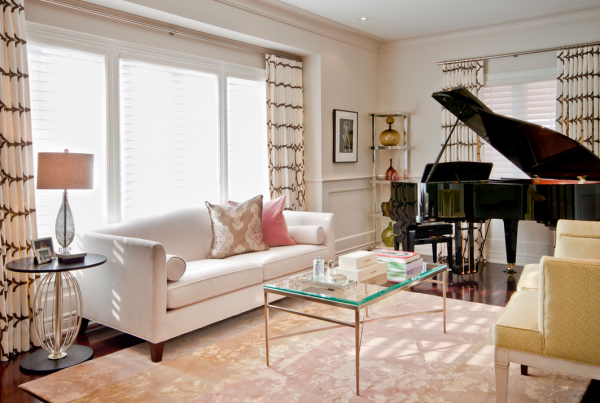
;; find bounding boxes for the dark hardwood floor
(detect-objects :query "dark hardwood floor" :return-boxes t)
[2,260,598,402]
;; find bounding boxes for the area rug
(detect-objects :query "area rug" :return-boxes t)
[20,292,589,402]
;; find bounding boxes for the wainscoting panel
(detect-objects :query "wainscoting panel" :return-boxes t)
[322,178,375,254]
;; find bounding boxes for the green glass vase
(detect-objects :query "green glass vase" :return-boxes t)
[381,222,395,247]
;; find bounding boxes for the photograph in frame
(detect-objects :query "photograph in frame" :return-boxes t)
[333,109,358,163]
[36,247,53,264]
[32,237,55,259]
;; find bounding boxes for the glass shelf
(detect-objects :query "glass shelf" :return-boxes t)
[371,145,410,150]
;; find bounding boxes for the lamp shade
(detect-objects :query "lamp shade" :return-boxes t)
[37,151,94,190]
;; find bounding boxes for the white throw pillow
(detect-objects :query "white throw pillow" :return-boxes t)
[166,254,186,281]
[287,225,325,245]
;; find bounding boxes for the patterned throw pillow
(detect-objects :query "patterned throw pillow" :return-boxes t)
[206,195,269,259]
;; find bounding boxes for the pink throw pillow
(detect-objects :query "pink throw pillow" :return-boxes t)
[229,195,296,247]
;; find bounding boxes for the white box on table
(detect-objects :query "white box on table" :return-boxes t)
[338,251,378,270]
[334,261,387,282]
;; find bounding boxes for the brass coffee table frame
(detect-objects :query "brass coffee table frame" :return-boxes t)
[263,265,447,396]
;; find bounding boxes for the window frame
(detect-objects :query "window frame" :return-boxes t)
[27,22,268,227]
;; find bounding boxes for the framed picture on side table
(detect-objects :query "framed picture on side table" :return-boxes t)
[36,247,53,264]
[333,109,358,163]
[32,237,55,264]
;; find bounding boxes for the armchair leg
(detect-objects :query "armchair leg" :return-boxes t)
[150,342,165,362]
[494,348,509,403]
[521,365,528,376]
[495,363,509,403]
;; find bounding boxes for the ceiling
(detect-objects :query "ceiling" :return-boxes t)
[278,0,600,41]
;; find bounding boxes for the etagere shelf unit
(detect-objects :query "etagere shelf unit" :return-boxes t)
[370,111,411,247]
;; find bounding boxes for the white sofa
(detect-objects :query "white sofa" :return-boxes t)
[76,207,334,362]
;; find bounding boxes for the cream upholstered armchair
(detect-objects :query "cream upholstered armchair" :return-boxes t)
[493,220,600,403]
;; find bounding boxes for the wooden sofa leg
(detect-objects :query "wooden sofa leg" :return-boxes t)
[521,365,528,376]
[79,318,89,335]
[150,342,165,362]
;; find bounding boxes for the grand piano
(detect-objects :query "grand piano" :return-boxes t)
[383,87,600,274]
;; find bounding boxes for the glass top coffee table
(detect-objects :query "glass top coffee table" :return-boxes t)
[263,262,448,395]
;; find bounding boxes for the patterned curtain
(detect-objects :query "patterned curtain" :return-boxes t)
[441,61,484,162]
[557,44,600,156]
[266,53,305,211]
[0,0,39,361]
[440,61,486,269]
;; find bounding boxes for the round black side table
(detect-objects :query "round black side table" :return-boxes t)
[6,254,107,374]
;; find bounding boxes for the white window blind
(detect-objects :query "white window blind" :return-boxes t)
[227,74,269,202]
[482,80,557,180]
[28,41,107,239]
[119,53,220,220]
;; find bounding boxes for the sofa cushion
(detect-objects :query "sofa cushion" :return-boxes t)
[517,263,539,291]
[493,290,543,355]
[166,254,186,281]
[230,195,296,247]
[288,225,324,245]
[167,260,263,309]
[206,195,269,259]
[225,244,330,280]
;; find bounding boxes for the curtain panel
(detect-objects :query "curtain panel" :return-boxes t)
[265,54,305,211]
[557,45,600,156]
[440,60,486,266]
[0,0,38,362]
[441,61,484,162]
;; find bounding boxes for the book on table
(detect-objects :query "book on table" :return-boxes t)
[375,249,420,263]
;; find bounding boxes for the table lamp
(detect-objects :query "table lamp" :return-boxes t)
[37,150,93,261]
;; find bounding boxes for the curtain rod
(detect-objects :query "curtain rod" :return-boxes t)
[436,40,600,65]
[38,0,303,62]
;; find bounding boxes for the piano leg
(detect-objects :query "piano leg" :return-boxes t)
[503,219,519,274]
[453,223,464,275]
[468,222,475,274]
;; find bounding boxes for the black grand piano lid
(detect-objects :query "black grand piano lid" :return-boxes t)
[432,87,600,181]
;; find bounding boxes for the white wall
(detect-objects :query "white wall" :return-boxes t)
[25,0,380,254]
[379,9,600,264]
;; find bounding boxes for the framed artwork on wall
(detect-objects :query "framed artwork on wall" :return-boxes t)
[333,109,358,163]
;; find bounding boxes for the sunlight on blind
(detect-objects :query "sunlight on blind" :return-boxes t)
[227,76,269,202]
[482,80,557,180]
[120,55,219,220]
[28,43,107,239]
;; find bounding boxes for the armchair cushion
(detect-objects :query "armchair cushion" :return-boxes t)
[555,234,600,260]
[539,256,600,366]
[517,263,539,291]
[493,290,543,355]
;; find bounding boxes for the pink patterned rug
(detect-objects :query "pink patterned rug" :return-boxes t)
[20,292,589,402]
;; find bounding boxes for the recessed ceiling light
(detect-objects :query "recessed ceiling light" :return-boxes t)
[359,17,369,21]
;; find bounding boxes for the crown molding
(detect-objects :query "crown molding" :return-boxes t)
[381,4,600,53]
[213,0,381,53]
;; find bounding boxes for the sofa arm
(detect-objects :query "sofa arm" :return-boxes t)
[75,232,168,343]
[539,256,600,366]
[283,211,335,260]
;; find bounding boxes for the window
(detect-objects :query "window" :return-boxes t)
[119,53,220,220]
[28,31,269,234]
[227,74,269,202]
[28,39,107,239]
[482,80,557,179]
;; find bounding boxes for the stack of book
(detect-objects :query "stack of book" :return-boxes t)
[375,250,424,281]
[334,251,387,282]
